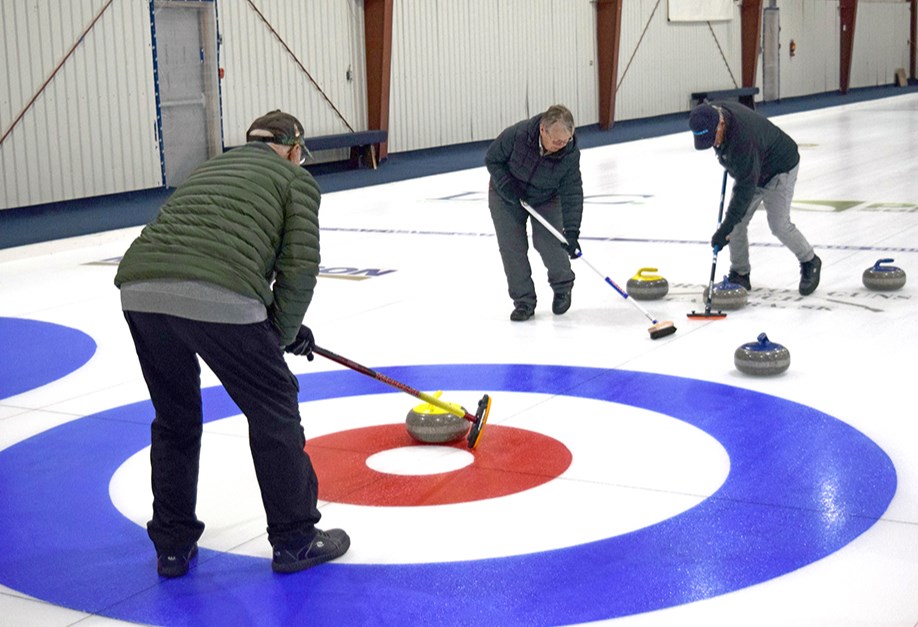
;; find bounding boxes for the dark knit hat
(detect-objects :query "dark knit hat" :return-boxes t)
[689,104,720,150]
[246,110,306,149]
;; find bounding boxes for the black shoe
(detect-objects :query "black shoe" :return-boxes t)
[799,254,822,295]
[727,270,751,291]
[272,528,350,574]
[510,305,534,321]
[552,290,572,315]
[157,544,198,578]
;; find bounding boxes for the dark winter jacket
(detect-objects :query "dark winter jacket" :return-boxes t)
[714,101,800,231]
[115,142,321,346]
[485,115,584,233]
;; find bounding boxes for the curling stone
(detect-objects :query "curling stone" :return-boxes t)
[405,391,469,444]
[734,332,790,376]
[626,267,669,300]
[862,258,906,291]
[703,276,748,310]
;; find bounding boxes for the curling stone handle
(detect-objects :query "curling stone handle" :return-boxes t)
[632,267,663,281]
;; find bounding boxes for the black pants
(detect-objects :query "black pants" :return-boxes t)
[124,311,321,552]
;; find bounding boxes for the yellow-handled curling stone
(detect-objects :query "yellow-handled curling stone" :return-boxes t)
[626,268,669,301]
[313,346,491,449]
[405,391,470,444]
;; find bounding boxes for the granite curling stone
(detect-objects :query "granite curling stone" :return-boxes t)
[862,258,906,291]
[703,276,748,310]
[405,391,469,444]
[734,332,790,376]
[626,267,669,300]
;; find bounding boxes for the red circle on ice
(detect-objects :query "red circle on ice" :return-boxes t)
[306,424,572,506]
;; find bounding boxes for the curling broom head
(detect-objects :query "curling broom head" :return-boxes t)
[686,310,728,320]
[466,394,491,449]
[649,321,677,339]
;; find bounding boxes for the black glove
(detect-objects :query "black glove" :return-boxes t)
[285,325,315,361]
[497,180,526,205]
[711,225,731,250]
[563,229,581,258]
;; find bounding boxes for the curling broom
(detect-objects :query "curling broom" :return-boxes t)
[520,201,677,340]
[687,170,729,320]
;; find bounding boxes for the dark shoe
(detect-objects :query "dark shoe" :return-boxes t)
[727,270,751,291]
[552,290,572,315]
[272,528,350,574]
[157,544,198,578]
[510,305,534,321]
[799,254,822,295]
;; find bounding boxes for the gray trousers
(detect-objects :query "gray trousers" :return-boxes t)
[727,164,815,274]
[489,189,574,309]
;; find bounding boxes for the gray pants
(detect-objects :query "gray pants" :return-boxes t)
[727,164,814,274]
[489,189,574,309]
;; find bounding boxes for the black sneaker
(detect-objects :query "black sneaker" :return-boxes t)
[510,305,534,321]
[157,544,198,578]
[272,528,350,574]
[727,270,751,290]
[552,290,572,315]
[799,254,822,295]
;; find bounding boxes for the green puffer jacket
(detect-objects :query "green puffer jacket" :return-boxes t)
[115,142,321,346]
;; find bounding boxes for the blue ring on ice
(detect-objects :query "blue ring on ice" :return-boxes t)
[0,317,96,399]
[0,364,896,624]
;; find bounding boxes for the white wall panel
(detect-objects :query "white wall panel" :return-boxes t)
[774,1,840,99]
[613,0,742,121]
[849,1,910,88]
[1,0,160,210]
[3,0,914,212]
[388,0,597,153]
[218,0,367,147]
